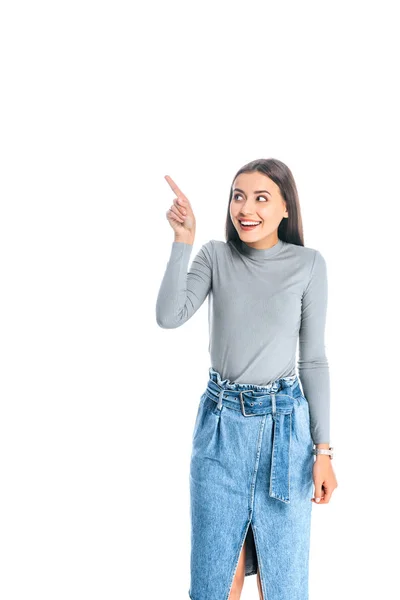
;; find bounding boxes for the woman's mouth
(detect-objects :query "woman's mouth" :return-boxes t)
[238,220,262,231]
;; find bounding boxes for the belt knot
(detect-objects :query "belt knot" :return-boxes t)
[209,381,294,504]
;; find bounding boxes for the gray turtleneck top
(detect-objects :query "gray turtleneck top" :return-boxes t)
[156,237,330,445]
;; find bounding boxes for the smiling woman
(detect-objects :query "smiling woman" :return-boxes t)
[156,159,338,600]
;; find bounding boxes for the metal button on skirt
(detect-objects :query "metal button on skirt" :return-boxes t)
[189,367,315,600]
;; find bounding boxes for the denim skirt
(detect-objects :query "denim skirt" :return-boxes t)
[188,367,314,600]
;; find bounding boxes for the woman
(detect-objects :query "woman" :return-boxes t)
[156,158,338,600]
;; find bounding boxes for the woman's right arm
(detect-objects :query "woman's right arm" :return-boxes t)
[155,240,213,328]
[155,175,212,328]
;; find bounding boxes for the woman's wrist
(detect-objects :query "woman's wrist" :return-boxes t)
[312,443,334,460]
[174,235,194,245]
[315,453,331,460]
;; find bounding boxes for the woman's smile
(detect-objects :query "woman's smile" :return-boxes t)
[238,219,262,231]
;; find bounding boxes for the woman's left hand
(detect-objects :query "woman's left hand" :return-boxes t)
[311,457,338,504]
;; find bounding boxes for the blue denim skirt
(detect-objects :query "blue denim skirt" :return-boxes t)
[189,367,314,600]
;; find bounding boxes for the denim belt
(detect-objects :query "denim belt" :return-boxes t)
[205,378,297,504]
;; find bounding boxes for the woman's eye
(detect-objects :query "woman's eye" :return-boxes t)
[233,193,267,202]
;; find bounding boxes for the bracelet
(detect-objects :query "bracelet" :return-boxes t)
[312,446,334,459]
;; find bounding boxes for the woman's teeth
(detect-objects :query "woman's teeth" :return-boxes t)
[239,220,262,230]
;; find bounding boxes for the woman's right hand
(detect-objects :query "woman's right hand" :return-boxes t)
[164,175,196,244]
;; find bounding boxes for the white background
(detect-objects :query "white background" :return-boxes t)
[1,1,399,598]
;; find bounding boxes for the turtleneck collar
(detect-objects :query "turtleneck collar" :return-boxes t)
[239,237,285,260]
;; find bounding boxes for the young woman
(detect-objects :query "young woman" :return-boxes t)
[156,158,338,600]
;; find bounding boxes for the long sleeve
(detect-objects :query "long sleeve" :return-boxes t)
[297,250,330,445]
[156,240,213,329]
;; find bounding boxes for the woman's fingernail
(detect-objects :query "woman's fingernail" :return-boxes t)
[315,497,321,503]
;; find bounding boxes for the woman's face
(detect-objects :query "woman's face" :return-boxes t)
[230,171,288,247]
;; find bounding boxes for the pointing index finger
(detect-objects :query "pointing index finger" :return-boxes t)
[164,175,188,202]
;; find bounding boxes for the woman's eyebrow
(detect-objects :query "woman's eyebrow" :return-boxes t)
[233,188,272,196]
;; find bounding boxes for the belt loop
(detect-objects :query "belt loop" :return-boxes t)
[217,388,224,410]
[271,391,276,418]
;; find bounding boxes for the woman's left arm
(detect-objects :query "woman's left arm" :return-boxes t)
[298,249,338,504]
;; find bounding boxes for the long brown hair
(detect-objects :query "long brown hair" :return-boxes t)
[225,158,304,248]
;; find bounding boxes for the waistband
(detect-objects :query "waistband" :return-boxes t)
[205,367,304,504]
[208,367,299,394]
